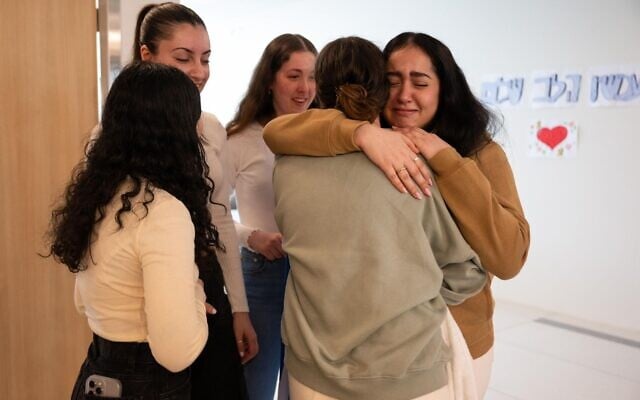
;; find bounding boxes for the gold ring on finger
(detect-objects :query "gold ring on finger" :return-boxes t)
[396,167,408,173]
[413,156,420,162]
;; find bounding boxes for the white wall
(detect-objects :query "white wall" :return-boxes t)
[184,0,640,334]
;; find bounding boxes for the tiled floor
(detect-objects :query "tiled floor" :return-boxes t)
[486,300,640,399]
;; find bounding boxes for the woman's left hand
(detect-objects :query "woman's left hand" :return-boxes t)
[232,312,259,364]
[397,127,451,160]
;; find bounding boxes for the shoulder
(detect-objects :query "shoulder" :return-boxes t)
[201,111,224,130]
[200,112,227,142]
[199,112,228,160]
[228,121,263,143]
[472,139,518,183]
[136,188,190,223]
[474,139,508,164]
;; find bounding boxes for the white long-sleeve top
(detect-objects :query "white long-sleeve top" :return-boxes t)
[88,115,249,312]
[74,183,208,373]
[200,112,249,312]
[226,122,280,247]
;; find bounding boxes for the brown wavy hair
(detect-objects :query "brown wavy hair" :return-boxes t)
[226,33,317,136]
[315,36,388,122]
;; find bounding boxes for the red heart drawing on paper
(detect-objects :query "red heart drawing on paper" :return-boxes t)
[537,126,568,150]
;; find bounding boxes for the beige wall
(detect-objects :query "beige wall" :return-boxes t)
[0,1,97,398]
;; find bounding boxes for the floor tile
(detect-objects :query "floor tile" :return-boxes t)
[543,311,640,343]
[496,319,640,383]
[493,300,552,332]
[484,388,519,400]
[489,341,640,400]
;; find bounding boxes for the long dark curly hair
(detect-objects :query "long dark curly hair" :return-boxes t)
[46,61,221,275]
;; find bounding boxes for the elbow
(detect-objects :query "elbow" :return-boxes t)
[483,224,530,280]
[486,246,529,280]
[262,128,277,151]
[151,330,208,373]
[441,262,487,305]
[492,262,524,280]
[161,359,191,374]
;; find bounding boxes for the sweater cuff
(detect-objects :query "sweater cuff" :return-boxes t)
[429,147,465,177]
[328,116,367,154]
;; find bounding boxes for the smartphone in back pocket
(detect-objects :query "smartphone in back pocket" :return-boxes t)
[85,374,122,398]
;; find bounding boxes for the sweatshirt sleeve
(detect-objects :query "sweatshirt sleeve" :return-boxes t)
[263,109,365,155]
[429,142,530,280]
[137,197,208,372]
[422,183,487,305]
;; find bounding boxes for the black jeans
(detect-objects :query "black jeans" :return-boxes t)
[71,334,190,399]
[190,255,248,400]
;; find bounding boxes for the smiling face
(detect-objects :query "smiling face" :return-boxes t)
[383,45,440,129]
[270,51,316,117]
[140,23,211,92]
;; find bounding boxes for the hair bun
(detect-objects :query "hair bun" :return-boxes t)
[336,84,378,122]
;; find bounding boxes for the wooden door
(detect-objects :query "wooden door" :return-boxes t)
[0,0,97,398]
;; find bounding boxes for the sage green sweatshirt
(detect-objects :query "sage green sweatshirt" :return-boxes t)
[273,152,485,400]
[265,109,530,358]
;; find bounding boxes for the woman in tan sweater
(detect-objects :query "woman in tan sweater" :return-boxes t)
[263,32,530,399]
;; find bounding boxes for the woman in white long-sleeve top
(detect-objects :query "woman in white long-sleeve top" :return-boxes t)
[132,3,257,398]
[225,33,317,400]
[47,62,212,399]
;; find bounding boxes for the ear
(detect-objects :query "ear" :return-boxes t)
[140,45,152,61]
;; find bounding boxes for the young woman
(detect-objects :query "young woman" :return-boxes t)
[48,61,211,399]
[225,33,317,400]
[271,36,485,400]
[264,32,530,398]
[133,3,256,398]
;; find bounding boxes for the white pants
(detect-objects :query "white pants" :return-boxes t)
[289,374,450,400]
[472,347,494,399]
[288,310,476,400]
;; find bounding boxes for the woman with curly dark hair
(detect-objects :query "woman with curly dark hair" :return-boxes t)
[47,61,213,398]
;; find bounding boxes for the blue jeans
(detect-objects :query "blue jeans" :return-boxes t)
[241,247,289,400]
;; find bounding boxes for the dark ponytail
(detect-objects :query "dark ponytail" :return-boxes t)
[132,2,206,62]
[132,4,157,62]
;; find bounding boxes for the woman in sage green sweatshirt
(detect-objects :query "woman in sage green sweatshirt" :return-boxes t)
[272,36,486,400]
[264,32,530,399]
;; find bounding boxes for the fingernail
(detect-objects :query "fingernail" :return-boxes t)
[414,192,422,200]
[429,178,433,186]
[240,351,245,358]
[425,188,432,197]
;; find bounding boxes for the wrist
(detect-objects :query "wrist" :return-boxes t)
[354,124,373,149]
[233,311,249,316]
[247,229,260,251]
